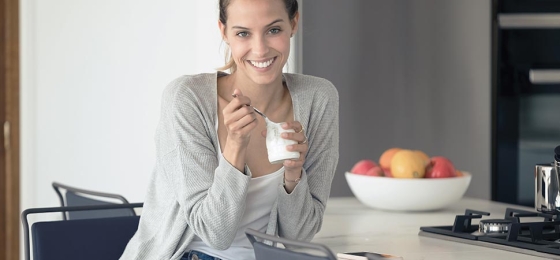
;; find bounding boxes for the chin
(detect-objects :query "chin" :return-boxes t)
[250,73,282,85]
[243,67,284,85]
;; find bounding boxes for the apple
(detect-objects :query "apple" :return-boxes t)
[364,166,384,176]
[351,160,378,175]
[382,168,393,177]
[425,156,456,178]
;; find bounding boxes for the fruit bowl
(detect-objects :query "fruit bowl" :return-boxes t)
[345,171,472,211]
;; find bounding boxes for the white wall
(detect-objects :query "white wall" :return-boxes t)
[20,0,228,216]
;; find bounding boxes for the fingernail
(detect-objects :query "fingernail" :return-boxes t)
[281,123,288,128]
[231,93,238,98]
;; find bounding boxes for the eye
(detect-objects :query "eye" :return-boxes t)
[236,31,249,37]
[269,28,281,34]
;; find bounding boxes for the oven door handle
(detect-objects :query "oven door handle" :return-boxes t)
[529,69,560,84]
[499,14,560,29]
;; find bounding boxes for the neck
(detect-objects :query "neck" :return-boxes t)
[226,72,287,113]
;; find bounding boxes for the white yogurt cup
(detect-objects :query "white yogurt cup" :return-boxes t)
[265,121,300,164]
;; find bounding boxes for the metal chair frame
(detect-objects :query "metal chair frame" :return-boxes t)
[21,203,143,260]
[52,182,135,220]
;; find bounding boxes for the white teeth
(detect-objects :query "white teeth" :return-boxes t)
[250,58,274,68]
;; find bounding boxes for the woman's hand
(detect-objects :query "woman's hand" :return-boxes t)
[224,89,258,145]
[222,89,258,171]
[280,121,308,192]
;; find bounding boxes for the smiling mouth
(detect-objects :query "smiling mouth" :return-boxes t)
[249,57,276,68]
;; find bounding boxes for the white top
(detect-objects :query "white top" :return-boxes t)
[183,118,285,260]
[184,167,284,260]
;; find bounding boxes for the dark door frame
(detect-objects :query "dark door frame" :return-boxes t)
[0,0,20,259]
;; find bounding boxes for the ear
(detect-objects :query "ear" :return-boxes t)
[218,20,228,42]
[290,12,300,36]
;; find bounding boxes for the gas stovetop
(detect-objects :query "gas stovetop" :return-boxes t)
[419,208,560,259]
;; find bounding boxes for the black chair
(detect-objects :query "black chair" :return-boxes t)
[52,182,136,220]
[245,228,337,260]
[22,203,143,260]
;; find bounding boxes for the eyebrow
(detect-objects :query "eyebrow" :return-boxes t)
[231,19,284,30]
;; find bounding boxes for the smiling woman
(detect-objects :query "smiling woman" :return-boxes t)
[118,0,340,259]
[217,0,298,76]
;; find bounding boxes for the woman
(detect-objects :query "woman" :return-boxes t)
[120,0,339,259]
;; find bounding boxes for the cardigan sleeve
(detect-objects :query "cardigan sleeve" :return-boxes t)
[275,79,340,241]
[157,76,251,250]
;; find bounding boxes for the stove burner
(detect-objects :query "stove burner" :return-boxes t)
[420,207,560,258]
[479,219,512,234]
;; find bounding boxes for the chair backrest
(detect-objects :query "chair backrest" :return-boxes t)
[245,228,337,260]
[22,203,143,260]
[52,182,136,220]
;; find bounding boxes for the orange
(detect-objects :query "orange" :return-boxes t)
[455,170,463,177]
[379,147,402,169]
[390,149,426,178]
[414,150,430,167]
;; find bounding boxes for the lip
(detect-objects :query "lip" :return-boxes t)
[249,57,275,63]
[247,57,277,71]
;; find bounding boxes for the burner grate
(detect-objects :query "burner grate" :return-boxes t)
[419,207,560,256]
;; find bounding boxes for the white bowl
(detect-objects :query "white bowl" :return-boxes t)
[345,171,472,211]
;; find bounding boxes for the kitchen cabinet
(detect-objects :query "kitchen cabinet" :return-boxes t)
[492,0,560,207]
[315,197,551,259]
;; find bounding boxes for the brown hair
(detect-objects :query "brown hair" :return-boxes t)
[217,0,299,72]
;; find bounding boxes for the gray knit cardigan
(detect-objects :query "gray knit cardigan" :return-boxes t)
[120,72,339,259]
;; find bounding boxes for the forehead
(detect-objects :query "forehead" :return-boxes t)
[226,0,289,26]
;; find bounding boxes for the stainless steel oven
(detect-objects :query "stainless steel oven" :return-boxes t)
[492,0,560,206]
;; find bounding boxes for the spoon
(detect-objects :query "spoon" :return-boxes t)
[252,107,269,121]
[232,93,270,123]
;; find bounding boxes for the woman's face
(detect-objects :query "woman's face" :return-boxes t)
[220,0,298,85]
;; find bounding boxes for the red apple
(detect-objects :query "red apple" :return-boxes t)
[382,168,393,177]
[351,160,378,175]
[364,166,384,176]
[425,156,456,178]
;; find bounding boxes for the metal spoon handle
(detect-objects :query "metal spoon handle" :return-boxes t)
[253,107,267,119]
[232,93,268,119]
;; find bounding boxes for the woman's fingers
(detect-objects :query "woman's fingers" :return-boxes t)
[281,121,303,132]
[225,91,251,114]
[224,105,255,128]
[223,89,259,140]
[280,121,307,144]
[280,121,308,170]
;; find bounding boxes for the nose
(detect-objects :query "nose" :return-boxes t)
[251,35,269,57]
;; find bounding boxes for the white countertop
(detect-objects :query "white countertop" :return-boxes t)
[313,197,554,260]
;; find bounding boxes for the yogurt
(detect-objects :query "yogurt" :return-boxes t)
[265,120,300,164]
